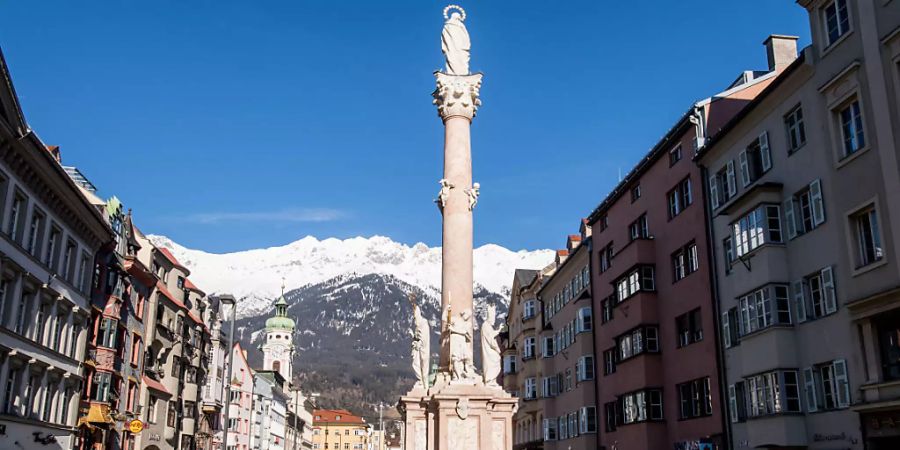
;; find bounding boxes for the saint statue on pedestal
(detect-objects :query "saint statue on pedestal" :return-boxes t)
[448,308,475,381]
[409,293,431,390]
[480,304,501,387]
[441,5,471,75]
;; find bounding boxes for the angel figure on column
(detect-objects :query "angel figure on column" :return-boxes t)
[465,182,480,211]
[436,179,453,210]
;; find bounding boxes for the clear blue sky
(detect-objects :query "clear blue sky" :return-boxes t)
[0,0,810,253]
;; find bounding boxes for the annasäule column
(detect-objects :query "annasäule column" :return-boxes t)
[434,71,482,373]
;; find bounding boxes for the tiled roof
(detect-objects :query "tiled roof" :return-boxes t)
[158,247,187,271]
[156,281,188,310]
[313,409,366,425]
[142,375,171,396]
[556,249,569,256]
[184,278,205,294]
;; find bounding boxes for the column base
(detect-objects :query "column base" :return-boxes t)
[398,379,517,450]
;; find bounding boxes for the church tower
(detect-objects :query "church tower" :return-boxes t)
[262,284,295,384]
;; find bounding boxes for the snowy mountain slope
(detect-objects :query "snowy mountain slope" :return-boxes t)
[148,234,554,317]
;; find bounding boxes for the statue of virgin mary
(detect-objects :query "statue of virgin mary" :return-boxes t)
[441,6,470,75]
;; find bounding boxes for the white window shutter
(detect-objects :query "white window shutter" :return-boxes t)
[810,179,826,226]
[759,131,772,171]
[793,280,807,323]
[833,359,850,407]
[784,198,798,240]
[709,175,720,209]
[722,312,731,348]
[803,367,818,412]
[726,161,737,197]
[822,266,837,314]
[739,150,750,187]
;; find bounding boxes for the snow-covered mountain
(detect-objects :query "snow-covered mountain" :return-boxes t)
[147,234,553,317]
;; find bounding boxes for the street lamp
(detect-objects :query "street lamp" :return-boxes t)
[219,295,237,450]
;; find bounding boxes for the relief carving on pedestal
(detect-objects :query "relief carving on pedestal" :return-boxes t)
[448,417,478,449]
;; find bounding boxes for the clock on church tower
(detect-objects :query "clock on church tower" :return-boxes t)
[262,286,295,384]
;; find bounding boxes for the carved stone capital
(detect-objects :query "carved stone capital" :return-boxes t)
[433,72,483,121]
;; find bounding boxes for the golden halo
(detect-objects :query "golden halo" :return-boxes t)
[443,5,466,21]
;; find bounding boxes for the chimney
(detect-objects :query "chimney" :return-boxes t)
[46,145,61,162]
[764,35,799,72]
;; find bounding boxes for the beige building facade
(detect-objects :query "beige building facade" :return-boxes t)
[537,230,597,450]
[697,1,900,448]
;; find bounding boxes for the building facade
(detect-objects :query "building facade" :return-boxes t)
[585,39,783,450]
[226,343,255,450]
[697,1,900,449]
[251,371,288,450]
[200,295,229,450]
[0,47,113,450]
[504,267,547,450]
[537,230,597,450]
[311,409,369,450]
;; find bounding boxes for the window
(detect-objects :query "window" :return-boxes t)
[785,180,826,239]
[7,193,25,241]
[737,285,791,336]
[228,417,239,430]
[63,240,77,281]
[598,215,608,231]
[823,0,850,47]
[15,292,28,335]
[503,355,517,374]
[577,356,594,382]
[618,389,663,424]
[745,370,801,417]
[603,349,616,375]
[45,226,61,269]
[714,239,729,278]
[785,105,806,152]
[727,382,747,423]
[629,214,649,241]
[709,161,736,209]
[739,132,772,186]
[565,368,573,392]
[522,300,536,320]
[615,266,655,302]
[147,396,159,424]
[676,308,703,348]
[601,297,614,324]
[672,242,699,282]
[576,307,592,333]
[604,402,617,432]
[804,359,850,411]
[98,318,117,348]
[852,206,884,268]
[839,99,866,157]
[3,368,18,414]
[616,326,659,361]
[542,418,558,441]
[523,337,536,360]
[26,210,44,256]
[631,184,641,202]
[91,372,111,402]
[599,243,613,273]
[78,254,91,293]
[669,145,682,166]
[732,204,782,257]
[524,377,537,400]
[541,336,554,358]
[667,177,693,219]
[678,378,712,419]
[794,266,837,322]
[541,376,558,398]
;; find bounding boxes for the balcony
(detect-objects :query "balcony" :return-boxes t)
[611,237,655,269]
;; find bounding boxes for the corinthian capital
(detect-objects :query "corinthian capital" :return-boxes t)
[433,72,483,121]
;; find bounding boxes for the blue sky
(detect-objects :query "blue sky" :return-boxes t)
[0,1,810,253]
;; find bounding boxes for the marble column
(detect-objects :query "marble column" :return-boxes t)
[433,71,482,371]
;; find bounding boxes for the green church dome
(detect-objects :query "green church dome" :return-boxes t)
[266,287,295,331]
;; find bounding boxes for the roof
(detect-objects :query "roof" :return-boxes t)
[556,249,569,257]
[695,49,809,162]
[313,409,366,425]
[157,247,189,272]
[513,269,539,289]
[156,280,188,310]
[568,235,581,241]
[184,278,205,295]
[142,375,171,396]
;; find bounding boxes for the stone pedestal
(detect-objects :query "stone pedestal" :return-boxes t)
[399,383,516,450]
